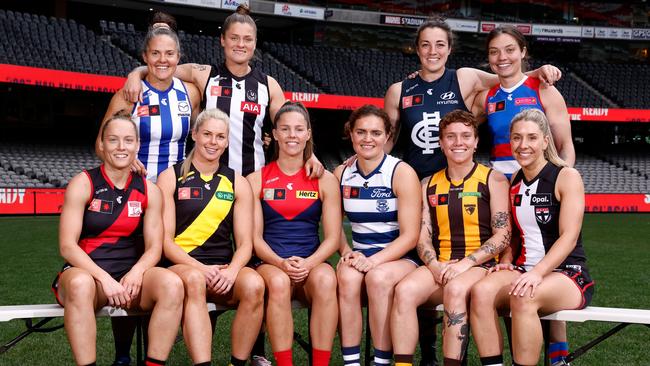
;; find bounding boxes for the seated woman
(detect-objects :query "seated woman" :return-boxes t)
[246,102,341,366]
[470,108,594,366]
[335,105,421,366]
[156,108,264,366]
[53,113,183,366]
[390,110,511,366]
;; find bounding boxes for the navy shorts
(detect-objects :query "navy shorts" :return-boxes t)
[355,248,422,266]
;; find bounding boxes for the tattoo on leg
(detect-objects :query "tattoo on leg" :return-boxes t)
[444,310,466,327]
[457,323,469,360]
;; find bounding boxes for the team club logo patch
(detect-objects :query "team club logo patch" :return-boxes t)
[216,191,234,201]
[263,188,286,200]
[464,204,476,215]
[210,86,233,97]
[88,199,113,214]
[487,100,506,114]
[437,194,449,205]
[411,111,441,154]
[178,187,203,200]
[376,199,389,212]
[136,105,160,117]
[402,94,423,108]
[241,101,261,115]
[127,201,142,217]
[535,207,551,224]
[296,190,318,199]
[343,185,360,199]
[515,97,538,106]
[428,194,438,206]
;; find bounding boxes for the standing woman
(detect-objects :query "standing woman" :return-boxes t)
[123,5,323,178]
[335,105,421,366]
[470,109,594,366]
[156,108,264,366]
[97,20,201,182]
[247,102,341,366]
[473,25,575,178]
[53,114,183,366]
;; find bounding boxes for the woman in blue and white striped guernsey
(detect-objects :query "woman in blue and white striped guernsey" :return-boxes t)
[334,105,422,366]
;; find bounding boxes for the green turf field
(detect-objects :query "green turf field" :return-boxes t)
[0,214,648,365]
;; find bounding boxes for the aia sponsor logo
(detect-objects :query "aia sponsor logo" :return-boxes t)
[241,101,261,115]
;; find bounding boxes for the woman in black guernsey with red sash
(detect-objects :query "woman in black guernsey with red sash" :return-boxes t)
[53,113,183,366]
[470,109,594,366]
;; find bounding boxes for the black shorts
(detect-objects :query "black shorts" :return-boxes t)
[513,265,594,309]
[478,259,497,270]
[51,264,131,307]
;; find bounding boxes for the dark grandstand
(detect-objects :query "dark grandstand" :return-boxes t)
[0,0,648,194]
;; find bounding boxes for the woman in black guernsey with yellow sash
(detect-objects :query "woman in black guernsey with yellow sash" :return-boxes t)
[390,110,511,366]
[157,108,264,366]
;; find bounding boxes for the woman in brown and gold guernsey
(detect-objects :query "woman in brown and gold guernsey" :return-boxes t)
[389,110,512,366]
[53,114,183,366]
[156,108,264,366]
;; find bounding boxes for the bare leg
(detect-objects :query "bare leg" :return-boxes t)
[257,264,294,352]
[137,267,184,361]
[391,266,442,356]
[440,267,487,361]
[300,263,338,351]
[226,267,265,360]
[59,268,106,366]
[510,273,582,365]
[365,259,417,351]
[470,270,519,358]
[169,264,212,363]
[337,263,366,348]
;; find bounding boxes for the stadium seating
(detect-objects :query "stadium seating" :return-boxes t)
[0,9,138,76]
[575,153,649,193]
[570,62,650,109]
[0,144,100,188]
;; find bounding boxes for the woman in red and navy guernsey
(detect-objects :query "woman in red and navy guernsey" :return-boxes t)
[470,109,594,366]
[53,114,183,366]
[246,102,341,366]
[157,108,264,366]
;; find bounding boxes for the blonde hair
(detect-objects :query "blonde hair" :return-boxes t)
[180,109,230,182]
[510,109,567,167]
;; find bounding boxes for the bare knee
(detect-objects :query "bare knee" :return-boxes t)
[240,273,265,305]
[365,267,394,297]
[470,281,497,310]
[393,279,420,313]
[63,272,96,305]
[182,269,207,299]
[267,274,291,302]
[510,294,539,315]
[158,272,184,307]
[337,267,361,299]
[443,280,472,307]
[310,268,337,301]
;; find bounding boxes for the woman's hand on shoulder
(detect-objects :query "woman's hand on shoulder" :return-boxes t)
[305,154,325,179]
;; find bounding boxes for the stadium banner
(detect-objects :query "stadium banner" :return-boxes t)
[0,64,124,93]
[274,3,325,20]
[0,188,65,215]
[581,27,595,38]
[585,194,650,213]
[163,0,220,8]
[221,0,243,10]
[531,24,583,38]
[382,15,477,33]
[633,28,650,40]
[594,27,633,40]
[480,22,532,35]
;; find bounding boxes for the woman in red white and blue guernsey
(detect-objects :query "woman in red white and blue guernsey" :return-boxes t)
[53,113,183,366]
[246,102,342,366]
[473,25,575,179]
[470,109,594,366]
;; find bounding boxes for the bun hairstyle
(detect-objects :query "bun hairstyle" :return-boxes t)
[150,11,178,32]
[222,4,257,36]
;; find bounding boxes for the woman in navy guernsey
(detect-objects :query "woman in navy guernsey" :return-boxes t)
[156,108,264,366]
[246,102,341,366]
[97,18,201,182]
[470,109,594,366]
[472,26,575,179]
[123,5,323,179]
[53,114,183,366]
[335,105,421,366]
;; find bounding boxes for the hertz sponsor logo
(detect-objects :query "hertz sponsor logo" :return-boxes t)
[296,190,318,199]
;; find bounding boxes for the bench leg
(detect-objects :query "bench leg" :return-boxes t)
[563,323,631,364]
[0,317,62,354]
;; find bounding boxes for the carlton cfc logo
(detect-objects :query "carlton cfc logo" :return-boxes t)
[411,111,441,154]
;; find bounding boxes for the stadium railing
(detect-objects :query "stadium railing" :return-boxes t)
[2,302,650,365]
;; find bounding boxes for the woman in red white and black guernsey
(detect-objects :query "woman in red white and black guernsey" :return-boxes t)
[470,109,594,366]
[122,5,323,179]
[53,113,183,366]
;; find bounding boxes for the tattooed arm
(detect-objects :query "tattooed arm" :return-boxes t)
[464,171,512,265]
[416,177,447,283]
